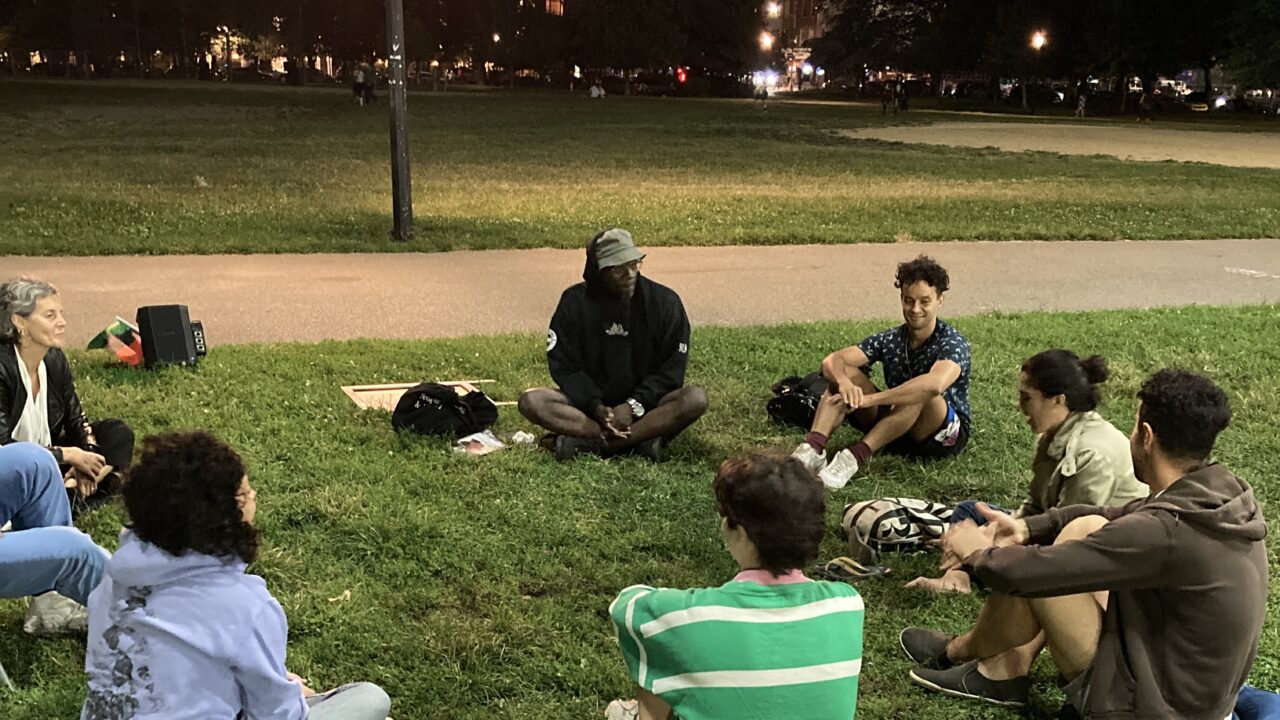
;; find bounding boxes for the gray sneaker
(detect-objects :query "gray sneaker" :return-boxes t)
[909,660,1030,707]
[899,627,956,670]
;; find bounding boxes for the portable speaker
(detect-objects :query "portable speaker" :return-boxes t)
[136,305,201,369]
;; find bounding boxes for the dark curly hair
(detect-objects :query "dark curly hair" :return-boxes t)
[123,431,258,564]
[714,454,826,576]
[894,255,950,294]
[1022,349,1109,412]
[1137,369,1231,461]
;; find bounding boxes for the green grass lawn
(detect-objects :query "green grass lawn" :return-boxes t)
[1,305,1277,719]
[2,80,1279,256]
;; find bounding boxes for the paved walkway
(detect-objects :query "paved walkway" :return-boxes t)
[843,122,1280,169]
[6,239,1280,346]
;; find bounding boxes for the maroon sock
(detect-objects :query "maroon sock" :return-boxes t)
[851,441,873,464]
[805,432,828,452]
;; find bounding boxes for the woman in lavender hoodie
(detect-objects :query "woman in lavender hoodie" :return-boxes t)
[82,431,391,720]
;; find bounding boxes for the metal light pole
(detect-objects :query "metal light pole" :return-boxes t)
[385,0,414,241]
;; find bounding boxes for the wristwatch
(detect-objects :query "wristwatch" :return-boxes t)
[626,398,645,418]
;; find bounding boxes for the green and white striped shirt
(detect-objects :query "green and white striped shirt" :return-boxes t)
[609,570,864,720]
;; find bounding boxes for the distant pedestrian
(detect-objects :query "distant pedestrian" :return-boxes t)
[1075,82,1088,118]
[881,83,894,115]
[589,79,606,99]
[1137,90,1152,123]
[353,61,375,106]
[896,81,909,112]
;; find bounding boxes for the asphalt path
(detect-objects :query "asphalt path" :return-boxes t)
[5,239,1280,347]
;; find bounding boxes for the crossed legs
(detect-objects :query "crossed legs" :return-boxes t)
[944,516,1110,683]
[518,386,709,453]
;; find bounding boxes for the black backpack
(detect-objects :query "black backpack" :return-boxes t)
[391,383,499,436]
[766,371,828,428]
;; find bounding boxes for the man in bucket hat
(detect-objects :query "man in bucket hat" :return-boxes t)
[519,229,708,461]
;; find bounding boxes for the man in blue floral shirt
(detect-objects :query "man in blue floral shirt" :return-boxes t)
[794,256,971,488]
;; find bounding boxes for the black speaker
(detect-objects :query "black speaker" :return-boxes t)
[136,305,205,369]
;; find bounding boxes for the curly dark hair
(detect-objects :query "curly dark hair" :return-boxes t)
[1137,369,1231,461]
[1022,349,1109,412]
[894,255,950,294]
[714,453,826,576]
[123,431,258,564]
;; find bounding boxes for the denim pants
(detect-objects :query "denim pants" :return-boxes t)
[306,682,392,720]
[0,442,109,604]
[1236,686,1280,720]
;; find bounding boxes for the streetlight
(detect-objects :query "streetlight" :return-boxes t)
[492,32,501,44]
[760,31,775,51]
[1026,30,1048,112]
[766,1,781,18]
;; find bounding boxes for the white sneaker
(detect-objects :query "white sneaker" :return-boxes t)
[605,699,639,720]
[791,442,827,474]
[818,449,859,489]
[24,592,88,635]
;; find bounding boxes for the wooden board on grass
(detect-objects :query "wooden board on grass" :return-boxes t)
[341,380,515,411]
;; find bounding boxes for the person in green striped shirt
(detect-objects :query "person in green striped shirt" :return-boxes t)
[607,454,865,720]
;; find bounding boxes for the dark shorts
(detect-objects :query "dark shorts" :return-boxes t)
[879,404,970,460]
[1062,667,1092,714]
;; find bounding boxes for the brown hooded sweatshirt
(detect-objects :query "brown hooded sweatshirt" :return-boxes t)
[966,464,1268,719]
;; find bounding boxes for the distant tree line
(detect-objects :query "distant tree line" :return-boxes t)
[0,0,764,87]
[811,0,1280,93]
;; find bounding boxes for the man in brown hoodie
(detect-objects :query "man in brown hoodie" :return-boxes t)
[900,369,1268,719]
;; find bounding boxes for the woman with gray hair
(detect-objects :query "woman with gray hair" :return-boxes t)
[0,277,134,511]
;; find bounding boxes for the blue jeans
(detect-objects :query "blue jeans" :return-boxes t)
[0,442,109,604]
[950,500,1009,526]
[1237,686,1280,720]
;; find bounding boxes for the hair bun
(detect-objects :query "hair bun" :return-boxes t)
[1080,355,1110,385]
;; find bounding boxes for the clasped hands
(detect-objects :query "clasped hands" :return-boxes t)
[60,446,108,498]
[594,403,636,442]
[937,503,1030,572]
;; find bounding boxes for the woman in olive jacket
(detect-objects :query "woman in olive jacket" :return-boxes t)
[0,277,133,509]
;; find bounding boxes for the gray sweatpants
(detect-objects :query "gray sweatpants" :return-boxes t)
[306,682,391,720]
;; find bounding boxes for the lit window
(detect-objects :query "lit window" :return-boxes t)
[546,0,564,15]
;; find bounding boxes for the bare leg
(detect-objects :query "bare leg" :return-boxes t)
[861,393,948,452]
[1027,516,1110,680]
[948,516,1110,682]
[948,592,1041,663]
[636,688,672,720]
[812,370,880,438]
[517,388,600,438]
[608,387,709,452]
[978,633,1046,682]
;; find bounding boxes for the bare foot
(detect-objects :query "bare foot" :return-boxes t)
[905,573,972,594]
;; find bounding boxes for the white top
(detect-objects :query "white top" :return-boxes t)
[12,345,52,447]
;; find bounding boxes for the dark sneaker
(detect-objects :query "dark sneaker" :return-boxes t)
[909,661,1030,707]
[634,437,662,463]
[553,434,604,461]
[900,627,956,670]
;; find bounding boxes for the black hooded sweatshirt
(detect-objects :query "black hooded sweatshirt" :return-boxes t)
[966,464,1268,719]
[545,248,690,416]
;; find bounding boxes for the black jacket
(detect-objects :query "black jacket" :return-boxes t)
[547,275,690,416]
[0,345,93,450]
